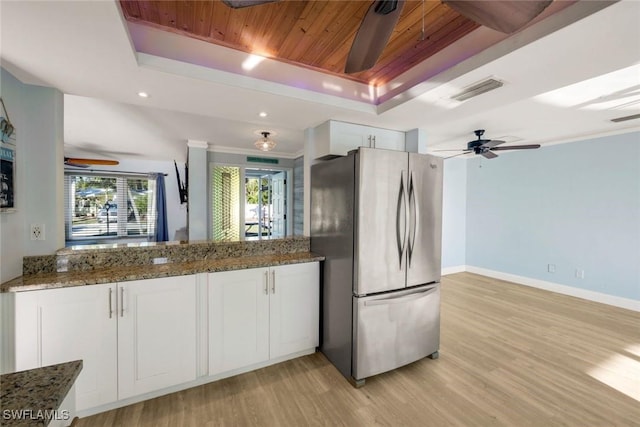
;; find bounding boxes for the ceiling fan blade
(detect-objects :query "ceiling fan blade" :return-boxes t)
[64,161,90,168]
[484,139,506,148]
[443,0,552,33]
[444,151,472,159]
[345,0,405,74]
[481,150,498,159]
[432,149,471,152]
[64,157,120,166]
[491,144,541,151]
[222,0,277,9]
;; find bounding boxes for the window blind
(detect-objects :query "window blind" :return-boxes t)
[64,171,157,241]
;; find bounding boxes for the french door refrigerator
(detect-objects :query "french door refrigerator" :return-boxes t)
[311,147,443,386]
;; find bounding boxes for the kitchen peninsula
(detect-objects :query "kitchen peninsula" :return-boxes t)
[1,237,323,418]
[0,360,82,426]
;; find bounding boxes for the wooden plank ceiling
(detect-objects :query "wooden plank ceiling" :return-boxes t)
[119,1,480,86]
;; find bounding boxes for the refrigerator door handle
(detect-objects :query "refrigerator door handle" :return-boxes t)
[396,171,407,269]
[407,171,417,266]
[364,285,438,306]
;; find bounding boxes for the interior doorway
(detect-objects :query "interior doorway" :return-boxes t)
[244,169,287,240]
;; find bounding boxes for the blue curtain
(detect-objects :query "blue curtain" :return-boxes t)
[155,173,169,242]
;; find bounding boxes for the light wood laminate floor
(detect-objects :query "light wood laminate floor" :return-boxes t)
[78,273,640,426]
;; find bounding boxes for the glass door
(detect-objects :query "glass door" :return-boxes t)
[210,165,290,242]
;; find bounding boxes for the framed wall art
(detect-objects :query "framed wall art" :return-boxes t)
[0,144,15,211]
[1,97,16,212]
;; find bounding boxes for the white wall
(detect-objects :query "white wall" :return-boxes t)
[441,158,467,271]
[23,85,64,255]
[465,132,640,303]
[187,141,208,241]
[0,69,25,283]
[1,68,64,282]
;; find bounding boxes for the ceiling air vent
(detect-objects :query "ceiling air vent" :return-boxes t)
[451,78,504,102]
[610,113,640,123]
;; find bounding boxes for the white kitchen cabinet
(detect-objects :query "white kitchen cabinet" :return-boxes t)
[117,276,197,399]
[269,263,319,359]
[208,268,270,375]
[208,262,319,376]
[14,283,118,412]
[312,120,405,159]
[13,275,197,410]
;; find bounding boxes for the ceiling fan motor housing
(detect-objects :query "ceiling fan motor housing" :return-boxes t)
[467,139,489,150]
[468,129,488,150]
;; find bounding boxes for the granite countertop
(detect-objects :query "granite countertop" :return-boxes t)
[0,360,82,426]
[2,252,324,292]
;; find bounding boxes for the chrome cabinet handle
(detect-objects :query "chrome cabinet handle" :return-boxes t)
[120,287,124,317]
[108,287,113,319]
[271,270,276,294]
[264,271,269,295]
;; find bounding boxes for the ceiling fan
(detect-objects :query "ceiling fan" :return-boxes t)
[64,157,120,168]
[222,0,552,74]
[436,130,541,159]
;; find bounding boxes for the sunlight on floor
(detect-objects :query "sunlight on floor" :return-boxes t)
[588,347,640,402]
[625,344,640,357]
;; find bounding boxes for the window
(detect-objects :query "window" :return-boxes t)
[65,172,157,242]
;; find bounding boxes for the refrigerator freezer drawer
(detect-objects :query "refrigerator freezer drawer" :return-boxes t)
[353,284,440,380]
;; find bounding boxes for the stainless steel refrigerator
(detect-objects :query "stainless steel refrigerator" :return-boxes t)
[311,147,443,386]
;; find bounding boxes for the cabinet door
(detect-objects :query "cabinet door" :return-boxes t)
[118,276,197,399]
[269,263,319,359]
[330,121,370,156]
[208,268,269,375]
[14,284,118,412]
[373,128,405,151]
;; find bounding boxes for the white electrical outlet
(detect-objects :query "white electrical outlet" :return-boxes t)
[575,269,585,279]
[30,224,45,241]
[547,264,556,273]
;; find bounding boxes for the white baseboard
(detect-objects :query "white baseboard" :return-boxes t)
[442,265,466,276]
[77,348,316,418]
[457,265,639,312]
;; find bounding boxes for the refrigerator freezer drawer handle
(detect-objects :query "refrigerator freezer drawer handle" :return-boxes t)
[364,286,438,306]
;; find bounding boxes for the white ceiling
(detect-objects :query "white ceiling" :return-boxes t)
[1,0,639,163]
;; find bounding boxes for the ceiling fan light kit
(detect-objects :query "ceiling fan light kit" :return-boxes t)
[254,131,277,152]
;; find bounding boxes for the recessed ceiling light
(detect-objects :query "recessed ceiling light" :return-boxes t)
[259,112,268,117]
[138,92,149,98]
